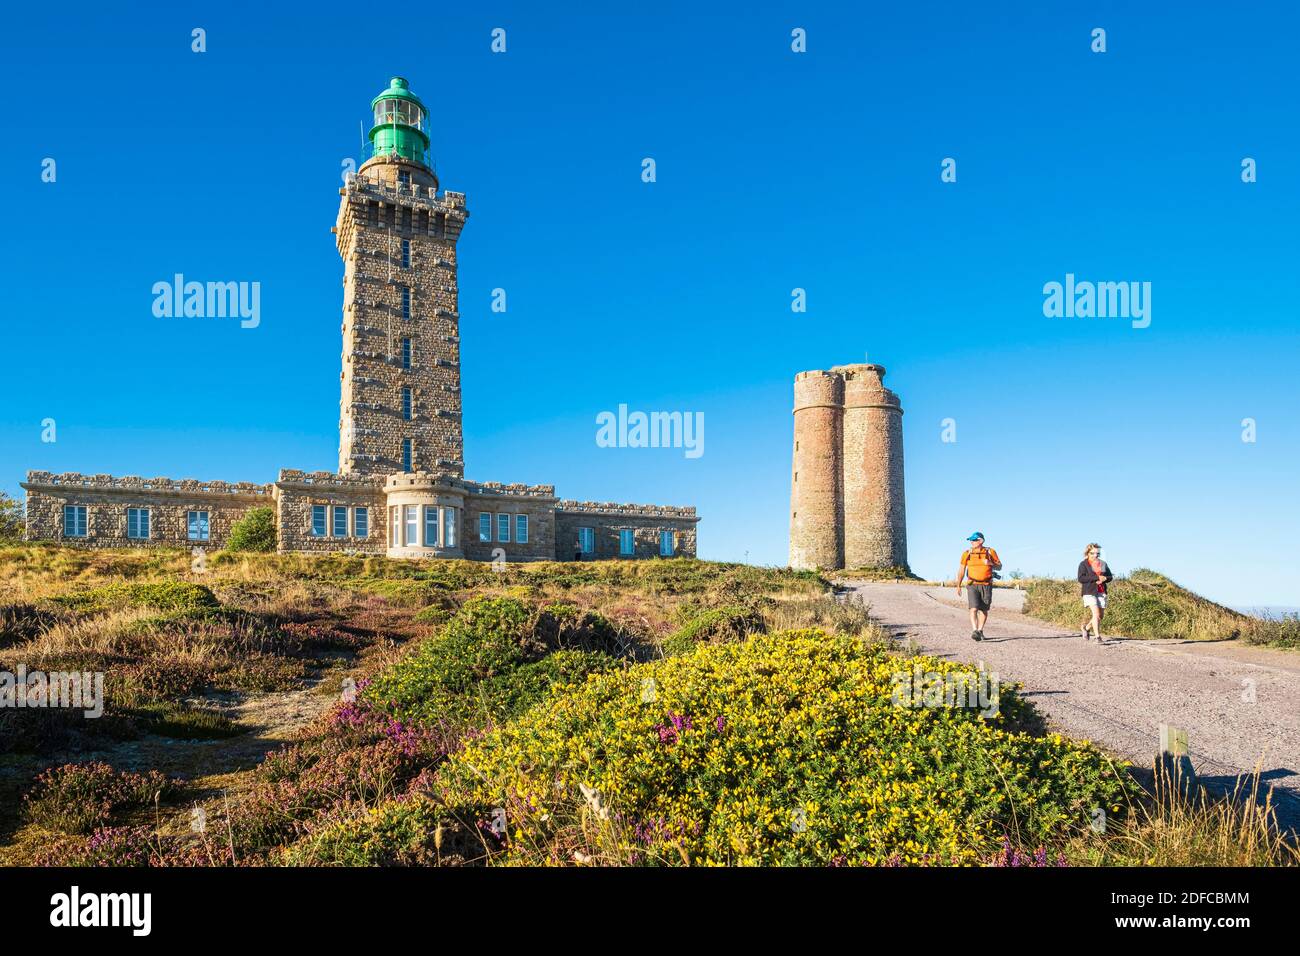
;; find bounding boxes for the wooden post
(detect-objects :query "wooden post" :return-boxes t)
[1158,723,1197,799]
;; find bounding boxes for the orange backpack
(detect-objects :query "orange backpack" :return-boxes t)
[963,547,1000,583]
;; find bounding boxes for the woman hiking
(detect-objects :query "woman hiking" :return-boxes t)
[1078,544,1114,643]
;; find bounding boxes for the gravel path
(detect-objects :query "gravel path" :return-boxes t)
[845,581,1300,832]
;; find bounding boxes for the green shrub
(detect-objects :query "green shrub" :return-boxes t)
[661,604,765,656]
[0,492,24,545]
[365,596,615,727]
[285,795,488,866]
[49,580,220,616]
[132,702,242,739]
[432,629,1136,865]
[226,507,277,553]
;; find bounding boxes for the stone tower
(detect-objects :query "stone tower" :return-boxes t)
[336,77,469,477]
[789,363,906,571]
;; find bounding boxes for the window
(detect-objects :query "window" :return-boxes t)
[402,438,413,472]
[187,510,210,541]
[497,513,511,542]
[404,505,419,546]
[402,387,413,421]
[401,337,412,370]
[127,507,150,540]
[401,286,410,320]
[578,527,595,554]
[515,514,528,544]
[390,506,401,547]
[311,505,327,537]
[401,239,410,269]
[479,512,492,542]
[619,529,634,556]
[354,507,369,538]
[332,506,348,538]
[444,508,457,547]
[424,505,439,547]
[397,170,411,185]
[660,530,675,556]
[63,505,87,538]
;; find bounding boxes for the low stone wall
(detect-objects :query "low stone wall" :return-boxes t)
[274,470,386,554]
[22,471,272,550]
[555,502,699,561]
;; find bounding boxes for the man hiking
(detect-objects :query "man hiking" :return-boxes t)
[956,532,1001,641]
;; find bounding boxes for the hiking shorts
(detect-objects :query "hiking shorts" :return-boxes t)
[966,584,993,612]
[1082,593,1107,610]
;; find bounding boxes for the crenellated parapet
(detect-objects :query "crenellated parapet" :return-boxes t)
[25,471,272,496]
[557,500,699,520]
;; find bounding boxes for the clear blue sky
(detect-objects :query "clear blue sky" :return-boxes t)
[2,1,1297,608]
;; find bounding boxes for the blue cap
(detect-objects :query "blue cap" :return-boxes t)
[967,532,984,541]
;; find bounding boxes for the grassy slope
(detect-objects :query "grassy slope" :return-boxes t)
[1,546,1293,866]
[1022,567,1300,647]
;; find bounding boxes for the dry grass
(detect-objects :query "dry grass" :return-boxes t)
[1024,567,1298,646]
[1068,765,1300,866]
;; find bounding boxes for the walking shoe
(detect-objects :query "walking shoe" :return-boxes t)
[971,630,982,641]
[977,630,985,641]
[1081,625,1090,640]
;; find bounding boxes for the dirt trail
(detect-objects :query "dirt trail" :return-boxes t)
[846,581,1300,832]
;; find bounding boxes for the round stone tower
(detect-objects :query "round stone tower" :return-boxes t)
[789,370,844,570]
[836,364,907,570]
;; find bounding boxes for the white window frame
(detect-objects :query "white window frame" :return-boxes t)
[404,505,419,547]
[444,507,457,547]
[479,512,492,542]
[332,506,349,538]
[390,506,401,547]
[354,507,369,539]
[187,510,210,542]
[64,505,88,538]
[515,514,528,544]
[619,528,634,556]
[127,507,150,540]
[311,505,327,537]
[424,504,439,547]
[497,513,511,543]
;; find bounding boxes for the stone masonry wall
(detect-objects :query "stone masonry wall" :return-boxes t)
[555,501,699,561]
[462,482,558,563]
[336,157,469,478]
[22,472,271,550]
[274,469,386,554]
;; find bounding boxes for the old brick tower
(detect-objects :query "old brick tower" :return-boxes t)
[336,77,468,477]
[789,363,907,571]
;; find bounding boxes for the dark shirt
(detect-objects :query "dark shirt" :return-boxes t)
[1077,560,1113,596]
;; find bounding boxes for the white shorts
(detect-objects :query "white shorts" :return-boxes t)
[1082,594,1107,610]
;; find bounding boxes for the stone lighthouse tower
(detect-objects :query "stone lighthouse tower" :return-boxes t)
[335,77,469,477]
[789,363,907,571]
